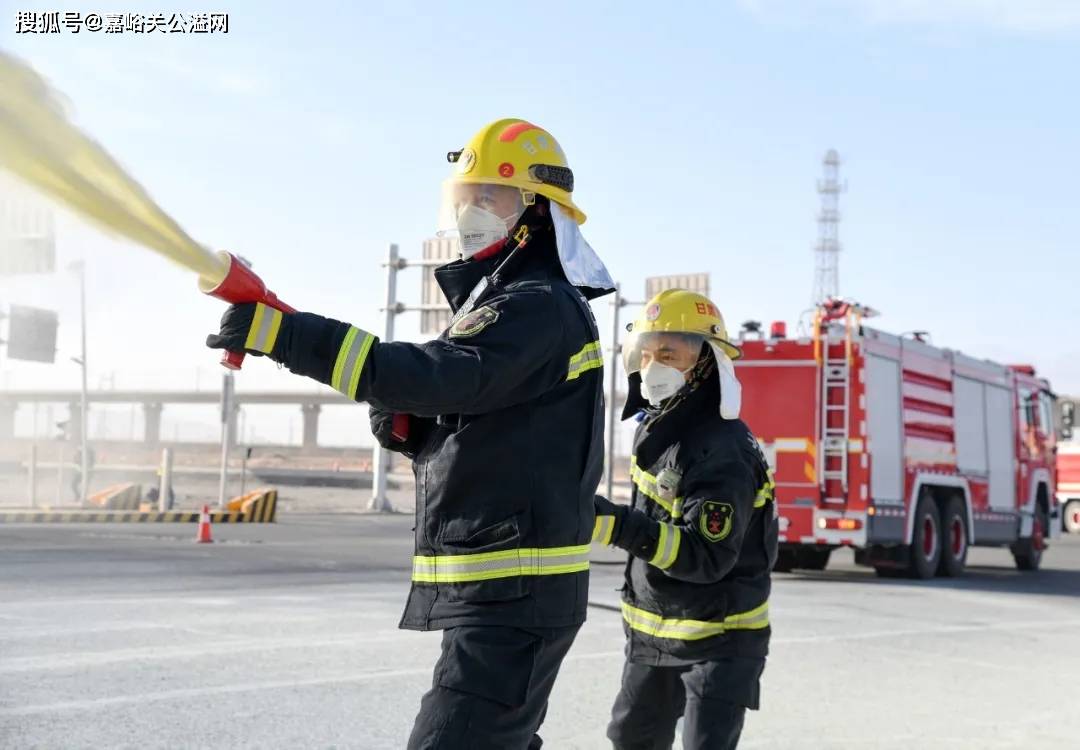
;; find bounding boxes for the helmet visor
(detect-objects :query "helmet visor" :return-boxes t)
[622,331,707,376]
[436,180,527,239]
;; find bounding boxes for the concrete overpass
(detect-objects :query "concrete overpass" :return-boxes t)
[0,390,354,449]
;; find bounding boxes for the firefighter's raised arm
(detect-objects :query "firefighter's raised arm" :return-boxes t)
[205,286,568,417]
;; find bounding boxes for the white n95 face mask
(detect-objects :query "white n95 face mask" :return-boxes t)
[640,362,690,406]
[456,205,513,259]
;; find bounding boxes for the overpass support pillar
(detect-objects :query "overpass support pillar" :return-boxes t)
[143,402,163,445]
[0,402,15,440]
[301,403,321,451]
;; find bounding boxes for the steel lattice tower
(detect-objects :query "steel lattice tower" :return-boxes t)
[812,149,844,306]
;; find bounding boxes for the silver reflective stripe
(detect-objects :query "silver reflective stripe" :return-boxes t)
[412,544,591,583]
[593,515,615,545]
[649,523,680,570]
[244,303,283,354]
[724,603,771,630]
[567,341,603,381]
[621,601,770,641]
[331,326,376,400]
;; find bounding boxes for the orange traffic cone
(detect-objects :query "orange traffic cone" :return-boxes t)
[196,505,214,544]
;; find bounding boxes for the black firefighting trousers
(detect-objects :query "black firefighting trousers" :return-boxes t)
[406,624,580,750]
[607,656,766,750]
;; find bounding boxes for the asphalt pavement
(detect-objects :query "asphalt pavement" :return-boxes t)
[1,515,1078,749]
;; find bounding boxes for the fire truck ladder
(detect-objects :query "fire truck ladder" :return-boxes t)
[819,330,852,503]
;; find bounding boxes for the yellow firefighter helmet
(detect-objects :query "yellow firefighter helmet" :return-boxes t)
[623,289,742,375]
[443,118,585,225]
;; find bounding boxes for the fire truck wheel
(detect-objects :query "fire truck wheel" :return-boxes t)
[773,548,797,572]
[937,497,968,578]
[799,548,831,571]
[907,494,942,580]
[1063,500,1080,535]
[1012,507,1047,572]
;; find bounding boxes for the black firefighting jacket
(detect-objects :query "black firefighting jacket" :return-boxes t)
[599,373,778,664]
[277,233,607,631]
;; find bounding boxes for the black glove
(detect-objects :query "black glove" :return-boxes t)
[593,495,626,546]
[369,407,427,459]
[594,495,656,557]
[206,302,291,361]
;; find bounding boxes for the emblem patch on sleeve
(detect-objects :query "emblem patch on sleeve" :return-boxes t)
[700,501,734,542]
[449,306,500,338]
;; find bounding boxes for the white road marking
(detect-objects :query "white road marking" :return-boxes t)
[0,630,425,673]
[6,617,1080,716]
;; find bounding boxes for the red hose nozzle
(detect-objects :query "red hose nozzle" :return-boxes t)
[199,251,296,370]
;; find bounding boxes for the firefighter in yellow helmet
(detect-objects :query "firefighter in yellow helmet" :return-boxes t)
[206,119,613,749]
[592,289,778,750]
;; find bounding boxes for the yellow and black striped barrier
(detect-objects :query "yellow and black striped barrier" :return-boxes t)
[228,488,279,523]
[0,510,243,523]
[0,490,278,524]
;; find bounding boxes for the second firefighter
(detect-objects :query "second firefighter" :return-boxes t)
[593,289,778,750]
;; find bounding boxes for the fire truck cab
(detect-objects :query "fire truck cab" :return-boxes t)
[737,300,1060,579]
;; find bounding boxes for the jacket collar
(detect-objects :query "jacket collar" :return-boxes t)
[433,227,563,313]
[631,370,720,467]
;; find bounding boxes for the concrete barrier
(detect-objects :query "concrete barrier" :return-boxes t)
[86,483,142,510]
[227,488,278,523]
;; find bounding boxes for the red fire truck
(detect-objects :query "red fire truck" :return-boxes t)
[737,300,1061,578]
[1057,400,1080,533]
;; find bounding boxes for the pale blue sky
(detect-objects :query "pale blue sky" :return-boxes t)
[1,0,1077,444]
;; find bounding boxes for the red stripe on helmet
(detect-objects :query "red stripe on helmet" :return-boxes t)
[498,121,540,142]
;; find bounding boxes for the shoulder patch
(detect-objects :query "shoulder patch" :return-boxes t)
[449,305,500,338]
[700,500,734,542]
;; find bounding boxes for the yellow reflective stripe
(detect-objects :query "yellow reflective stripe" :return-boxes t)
[651,523,668,565]
[723,601,770,630]
[649,523,681,570]
[621,600,770,641]
[567,341,603,381]
[331,326,376,399]
[244,303,266,351]
[412,544,591,584]
[593,515,615,545]
[754,470,776,509]
[331,326,358,392]
[630,456,683,518]
[244,303,283,354]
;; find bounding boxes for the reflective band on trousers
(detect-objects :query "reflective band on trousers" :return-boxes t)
[332,326,376,400]
[630,456,683,518]
[244,302,284,355]
[567,341,603,381]
[649,523,681,570]
[412,544,592,583]
[621,600,770,641]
